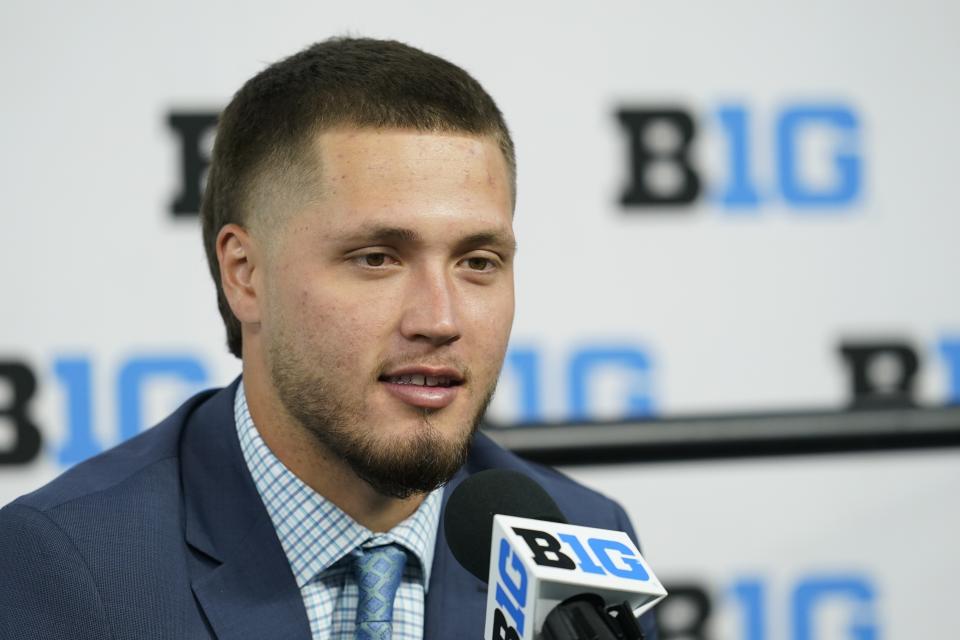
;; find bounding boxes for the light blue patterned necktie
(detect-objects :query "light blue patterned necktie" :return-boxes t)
[352,544,407,640]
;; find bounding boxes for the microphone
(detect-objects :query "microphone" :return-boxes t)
[444,469,667,640]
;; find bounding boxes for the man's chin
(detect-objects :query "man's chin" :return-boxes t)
[345,430,474,499]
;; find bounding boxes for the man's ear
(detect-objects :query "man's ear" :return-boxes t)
[217,223,262,324]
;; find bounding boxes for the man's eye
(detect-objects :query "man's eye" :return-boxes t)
[361,253,388,267]
[465,257,494,271]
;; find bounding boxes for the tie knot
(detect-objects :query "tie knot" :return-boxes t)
[352,544,408,638]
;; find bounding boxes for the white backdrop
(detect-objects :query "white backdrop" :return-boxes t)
[2,2,959,637]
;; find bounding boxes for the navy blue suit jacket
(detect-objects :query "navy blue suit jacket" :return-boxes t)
[0,380,656,639]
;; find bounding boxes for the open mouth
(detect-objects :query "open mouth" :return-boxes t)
[379,374,461,388]
[377,368,465,409]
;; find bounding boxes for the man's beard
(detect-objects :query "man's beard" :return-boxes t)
[268,343,495,499]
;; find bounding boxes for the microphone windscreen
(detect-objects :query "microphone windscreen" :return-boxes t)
[444,468,567,581]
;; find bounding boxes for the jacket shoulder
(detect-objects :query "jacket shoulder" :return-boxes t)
[0,502,113,639]
[9,386,220,513]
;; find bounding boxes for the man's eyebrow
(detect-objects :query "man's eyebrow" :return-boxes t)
[338,225,423,245]
[336,225,516,254]
[454,231,517,255]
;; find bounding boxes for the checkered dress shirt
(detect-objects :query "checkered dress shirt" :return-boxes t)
[234,381,442,639]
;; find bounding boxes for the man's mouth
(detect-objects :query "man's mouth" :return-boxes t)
[380,374,458,388]
[378,367,465,409]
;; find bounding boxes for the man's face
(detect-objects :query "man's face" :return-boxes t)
[258,128,515,497]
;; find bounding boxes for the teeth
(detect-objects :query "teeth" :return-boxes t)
[385,374,455,386]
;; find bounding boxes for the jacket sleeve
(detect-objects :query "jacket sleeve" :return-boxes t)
[611,500,659,640]
[0,502,113,640]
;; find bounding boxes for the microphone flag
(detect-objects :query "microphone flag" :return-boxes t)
[485,515,667,640]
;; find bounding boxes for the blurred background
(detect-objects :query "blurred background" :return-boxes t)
[2,1,958,637]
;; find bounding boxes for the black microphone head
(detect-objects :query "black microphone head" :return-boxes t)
[444,468,567,582]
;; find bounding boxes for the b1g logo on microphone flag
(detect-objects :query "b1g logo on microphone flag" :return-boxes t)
[486,515,667,640]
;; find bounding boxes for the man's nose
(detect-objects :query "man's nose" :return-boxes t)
[399,267,461,347]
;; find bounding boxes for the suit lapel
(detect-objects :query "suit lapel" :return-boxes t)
[179,380,312,640]
[190,512,311,640]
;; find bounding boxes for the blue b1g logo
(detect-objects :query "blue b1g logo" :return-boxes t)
[0,354,211,468]
[492,538,529,639]
[491,526,651,640]
[661,575,879,640]
[500,344,655,423]
[510,527,649,581]
[617,102,863,211]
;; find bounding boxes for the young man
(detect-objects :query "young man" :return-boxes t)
[0,38,657,639]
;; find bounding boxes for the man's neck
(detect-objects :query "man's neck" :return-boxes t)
[241,367,426,533]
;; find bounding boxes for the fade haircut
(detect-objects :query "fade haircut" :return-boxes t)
[200,37,516,358]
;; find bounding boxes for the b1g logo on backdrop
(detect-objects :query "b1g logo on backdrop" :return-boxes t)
[660,574,879,640]
[615,102,863,212]
[0,355,212,468]
[839,337,960,409]
[168,111,218,216]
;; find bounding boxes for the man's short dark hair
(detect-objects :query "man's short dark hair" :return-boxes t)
[200,36,516,358]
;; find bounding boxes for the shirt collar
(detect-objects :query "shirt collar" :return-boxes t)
[233,380,442,589]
